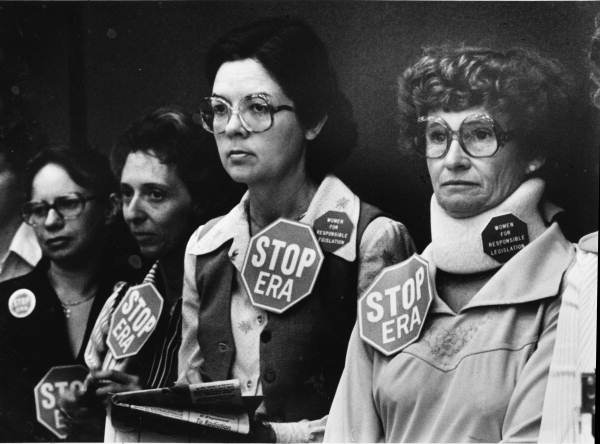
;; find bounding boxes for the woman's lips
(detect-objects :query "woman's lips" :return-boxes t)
[45,237,70,248]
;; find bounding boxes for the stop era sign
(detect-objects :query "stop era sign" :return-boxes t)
[359,254,433,356]
[107,282,164,359]
[242,218,324,314]
[34,365,88,439]
[482,214,529,263]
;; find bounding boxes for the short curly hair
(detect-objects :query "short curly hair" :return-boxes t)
[206,16,357,182]
[398,45,575,170]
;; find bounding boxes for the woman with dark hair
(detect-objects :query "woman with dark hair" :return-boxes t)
[61,106,242,441]
[325,46,586,442]
[178,17,414,442]
[0,145,136,442]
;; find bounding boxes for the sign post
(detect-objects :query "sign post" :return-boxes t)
[358,254,433,356]
[34,365,89,439]
[107,282,164,359]
[241,219,324,314]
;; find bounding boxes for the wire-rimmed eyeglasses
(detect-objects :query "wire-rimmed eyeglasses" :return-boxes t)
[198,94,295,134]
[417,113,515,159]
[22,192,97,227]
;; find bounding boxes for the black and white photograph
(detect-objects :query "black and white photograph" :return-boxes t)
[0,2,597,442]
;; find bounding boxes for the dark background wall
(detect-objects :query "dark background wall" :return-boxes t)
[2,1,599,249]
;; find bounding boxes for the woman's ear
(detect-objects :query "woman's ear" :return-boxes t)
[104,193,121,225]
[304,114,328,141]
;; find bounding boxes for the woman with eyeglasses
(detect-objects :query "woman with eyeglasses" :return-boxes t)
[325,46,584,443]
[177,17,415,442]
[0,145,138,442]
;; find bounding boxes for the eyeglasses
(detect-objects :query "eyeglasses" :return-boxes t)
[417,114,515,159]
[198,94,294,134]
[22,192,97,227]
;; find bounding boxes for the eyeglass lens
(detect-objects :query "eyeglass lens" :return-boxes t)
[423,116,499,158]
[200,96,273,134]
[23,194,87,226]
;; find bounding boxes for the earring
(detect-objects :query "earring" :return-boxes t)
[527,164,537,174]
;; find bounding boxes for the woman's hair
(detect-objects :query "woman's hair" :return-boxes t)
[25,144,116,201]
[111,106,241,224]
[398,45,575,172]
[206,16,357,181]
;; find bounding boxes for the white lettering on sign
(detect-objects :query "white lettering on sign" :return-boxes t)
[111,289,158,354]
[250,235,317,279]
[359,255,433,356]
[365,266,425,326]
[39,380,85,410]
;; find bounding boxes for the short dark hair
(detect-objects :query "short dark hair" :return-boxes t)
[25,145,116,201]
[111,106,241,223]
[206,17,357,181]
[398,45,575,172]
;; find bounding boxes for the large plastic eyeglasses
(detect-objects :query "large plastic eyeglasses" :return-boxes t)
[417,114,514,159]
[22,192,96,227]
[198,94,294,134]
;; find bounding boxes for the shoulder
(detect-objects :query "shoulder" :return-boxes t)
[360,215,416,267]
[577,232,598,255]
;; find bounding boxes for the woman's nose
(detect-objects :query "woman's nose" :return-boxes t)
[224,111,249,137]
[123,195,147,224]
[443,138,471,169]
[43,208,64,229]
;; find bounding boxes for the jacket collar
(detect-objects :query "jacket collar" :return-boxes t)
[9,223,42,267]
[188,175,360,269]
[423,223,574,314]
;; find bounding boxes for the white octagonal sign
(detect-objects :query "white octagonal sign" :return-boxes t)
[358,254,433,356]
[242,218,324,314]
[34,365,88,439]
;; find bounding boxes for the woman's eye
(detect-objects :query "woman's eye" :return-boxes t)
[212,104,228,116]
[428,130,447,144]
[147,189,166,202]
[248,102,269,114]
[473,129,494,140]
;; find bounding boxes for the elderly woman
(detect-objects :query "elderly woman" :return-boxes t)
[178,17,414,442]
[325,46,582,443]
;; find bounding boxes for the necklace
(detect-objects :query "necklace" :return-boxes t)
[59,293,95,318]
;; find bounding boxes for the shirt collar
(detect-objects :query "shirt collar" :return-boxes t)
[9,223,42,267]
[422,223,574,313]
[188,175,360,269]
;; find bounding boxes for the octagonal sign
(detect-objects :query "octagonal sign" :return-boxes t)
[359,254,433,356]
[482,214,529,263]
[34,365,88,439]
[107,282,164,359]
[313,211,354,253]
[242,218,324,314]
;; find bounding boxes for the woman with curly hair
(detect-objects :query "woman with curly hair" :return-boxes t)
[325,46,585,443]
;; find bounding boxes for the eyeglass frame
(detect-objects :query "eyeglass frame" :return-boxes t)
[198,93,295,134]
[416,113,515,159]
[22,192,98,227]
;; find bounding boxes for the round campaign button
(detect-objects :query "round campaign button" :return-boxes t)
[8,288,36,318]
[482,214,529,263]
